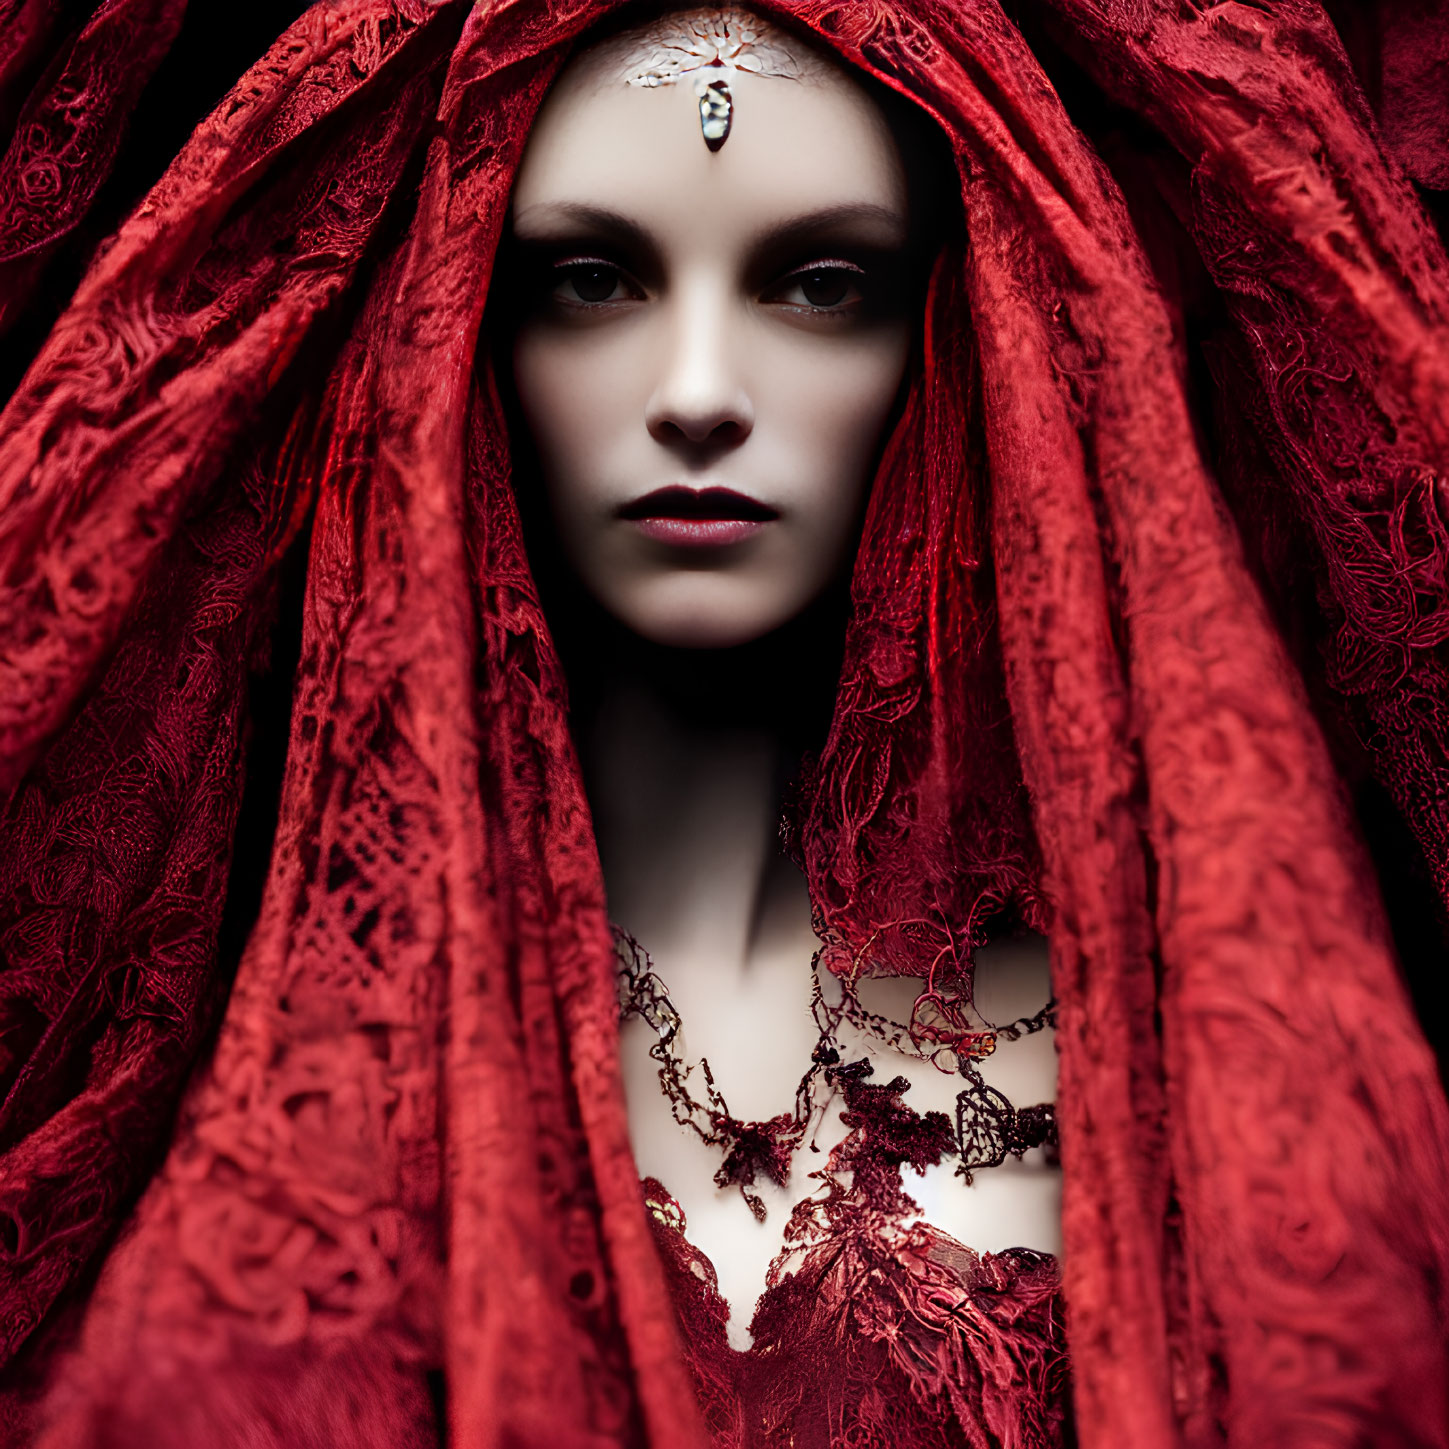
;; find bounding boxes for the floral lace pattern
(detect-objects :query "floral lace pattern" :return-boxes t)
[642,1062,1070,1449]
[0,3,1447,1448]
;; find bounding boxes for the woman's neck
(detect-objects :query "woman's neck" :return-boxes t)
[564,595,844,982]
[582,674,795,973]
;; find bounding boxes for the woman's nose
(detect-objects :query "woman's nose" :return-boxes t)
[644,285,754,449]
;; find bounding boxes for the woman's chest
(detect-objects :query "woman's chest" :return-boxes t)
[619,932,1062,1348]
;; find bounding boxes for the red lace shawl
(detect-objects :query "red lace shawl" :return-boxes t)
[2,1,1448,1445]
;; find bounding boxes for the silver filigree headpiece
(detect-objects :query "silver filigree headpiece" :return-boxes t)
[621,8,802,152]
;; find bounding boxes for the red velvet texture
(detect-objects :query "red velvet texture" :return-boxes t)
[1,1,1447,1446]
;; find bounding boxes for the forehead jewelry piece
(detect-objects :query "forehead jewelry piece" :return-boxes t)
[622,7,800,153]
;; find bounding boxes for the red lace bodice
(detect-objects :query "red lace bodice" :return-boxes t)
[642,1064,1072,1448]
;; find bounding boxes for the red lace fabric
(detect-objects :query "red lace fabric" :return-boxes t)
[1,2,1447,1447]
[643,1063,1070,1449]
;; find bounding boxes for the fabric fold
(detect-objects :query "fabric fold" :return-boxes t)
[0,2,1445,1446]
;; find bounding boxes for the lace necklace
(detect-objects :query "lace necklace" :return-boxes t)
[614,925,1059,1221]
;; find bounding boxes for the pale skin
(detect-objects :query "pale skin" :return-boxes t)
[506,11,1060,1349]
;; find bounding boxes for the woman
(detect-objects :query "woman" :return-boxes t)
[0,2,1446,1447]
[496,13,1065,1437]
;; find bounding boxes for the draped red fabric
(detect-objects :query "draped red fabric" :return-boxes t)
[1,1,1447,1446]
[0,0,187,338]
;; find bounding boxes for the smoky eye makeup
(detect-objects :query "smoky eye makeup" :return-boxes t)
[505,205,660,319]
[549,256,646,307]
[746,211,913,324]
[505,240,652,318]
[762,259,868,311]
[502,201,915,326]
[756,250,910,325]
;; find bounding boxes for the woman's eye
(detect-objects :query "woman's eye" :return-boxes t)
[554,261,634,305]
[769,263,865,311]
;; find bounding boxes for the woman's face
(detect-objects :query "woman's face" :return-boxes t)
[505,15,916,649]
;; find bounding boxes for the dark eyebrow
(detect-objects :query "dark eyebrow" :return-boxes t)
[750,202,909,255]
[510,202,656,255]
[509,200,909,255]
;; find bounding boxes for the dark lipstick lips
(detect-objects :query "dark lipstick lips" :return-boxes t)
[619,486,778,549]
[618,486,779,522]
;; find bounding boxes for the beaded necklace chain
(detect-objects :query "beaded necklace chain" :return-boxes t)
[613,925,1059,1221]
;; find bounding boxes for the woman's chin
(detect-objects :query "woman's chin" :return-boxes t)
[604,595,800,652]
[580,572,817,651]
[616,615,781,651]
